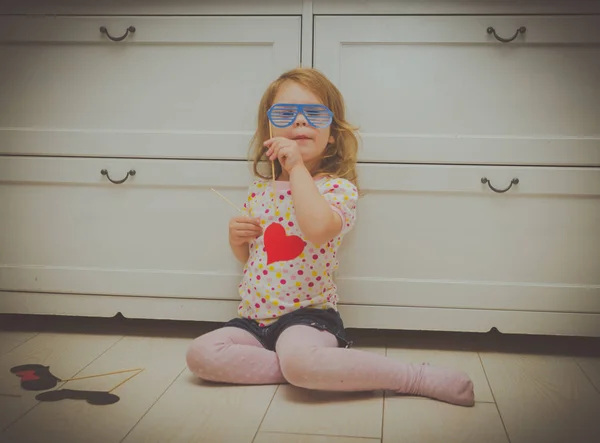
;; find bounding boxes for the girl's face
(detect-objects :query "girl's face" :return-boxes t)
[270,81,335,174]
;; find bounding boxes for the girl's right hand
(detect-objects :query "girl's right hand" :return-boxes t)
[229,216,263,246]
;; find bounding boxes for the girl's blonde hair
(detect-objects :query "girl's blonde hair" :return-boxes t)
[249,67,360,188]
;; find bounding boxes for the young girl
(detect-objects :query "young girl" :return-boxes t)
[186,68,474,407]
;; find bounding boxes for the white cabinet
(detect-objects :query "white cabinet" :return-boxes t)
[311,12,600,336]
[0,157,252,299]
[0,16,301,159]
[314,15,600,165]
[1,1,599,337]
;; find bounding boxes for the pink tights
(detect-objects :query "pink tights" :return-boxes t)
[186,325,474,407]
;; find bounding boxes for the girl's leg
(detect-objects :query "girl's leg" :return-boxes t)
[275,325,474,407]
[186,327,286,385]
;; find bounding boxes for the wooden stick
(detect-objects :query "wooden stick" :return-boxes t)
[108,368,144,393]
[269,121,275,185]
[210,188,244,214]
[268,121,277,212]
[62,368,144,382]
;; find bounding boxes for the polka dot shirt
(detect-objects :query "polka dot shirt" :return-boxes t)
[237,176,358,327]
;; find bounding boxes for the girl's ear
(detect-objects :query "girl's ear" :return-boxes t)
[328,135,335,144]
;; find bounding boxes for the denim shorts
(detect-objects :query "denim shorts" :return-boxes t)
[223,307,352,351]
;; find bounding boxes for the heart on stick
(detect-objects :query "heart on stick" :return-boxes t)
[264,223,306,265]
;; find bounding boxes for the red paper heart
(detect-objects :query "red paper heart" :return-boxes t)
[264,223,306,265]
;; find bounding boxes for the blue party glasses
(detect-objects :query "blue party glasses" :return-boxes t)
[267,103,334,128]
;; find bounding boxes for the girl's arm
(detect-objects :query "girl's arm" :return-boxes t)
[289,165,342,245]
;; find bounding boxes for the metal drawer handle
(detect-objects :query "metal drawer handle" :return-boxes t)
[101,169,136,184]
[481,177,519,193]
[487,26,526,43]
[100,25,136,42]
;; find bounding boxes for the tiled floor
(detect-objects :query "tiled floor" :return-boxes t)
[1,314,599,443]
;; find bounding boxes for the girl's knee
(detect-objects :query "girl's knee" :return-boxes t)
[185,333,225,379]
[277,346,319,388]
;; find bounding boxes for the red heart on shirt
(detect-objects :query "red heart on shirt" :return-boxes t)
[264,223,306,265]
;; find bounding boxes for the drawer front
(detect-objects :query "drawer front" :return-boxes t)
[313,1,600,15]
[2,158,599,313]
[335,164,600,313]
[0,157,254,299]
[0,16,300,158]
[314,15,600,166]
[0,0,303,15]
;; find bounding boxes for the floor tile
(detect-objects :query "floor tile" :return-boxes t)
[383,398,507,443]
[0,332,37,357]
[0,332,121,430]
[480,352,600,443]
[255,432,380,443]
[260,385,383,438]
[4,336,189,443]
[575,356,600,393]
[123,372,277,443]
[386,347,493,402]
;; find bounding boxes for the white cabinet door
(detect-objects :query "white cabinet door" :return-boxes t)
[0,157,253,300]
[335,164,600,314]
[0,16,300,159]
[314,15,600,166]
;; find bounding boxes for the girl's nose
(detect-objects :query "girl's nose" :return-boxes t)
[293,112,308,126]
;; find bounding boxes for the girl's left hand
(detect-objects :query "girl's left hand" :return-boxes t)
[264,137,304,173]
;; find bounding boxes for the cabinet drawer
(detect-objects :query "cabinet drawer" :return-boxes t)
[314,15,600,166]
[0,0,302,15]
[2,158,598,315]
[0,157,253,299]
[0,16,300,158]
[336,164,600,313]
